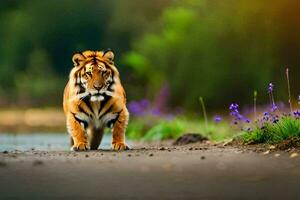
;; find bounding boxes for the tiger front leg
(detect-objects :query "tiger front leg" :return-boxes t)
[112,108,130,151]
[67,114,89,151]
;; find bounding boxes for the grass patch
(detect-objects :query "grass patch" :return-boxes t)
[243,116,300,144]
[127,116,236,142]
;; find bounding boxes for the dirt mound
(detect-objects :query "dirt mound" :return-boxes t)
[173,133,208,145]
[227,136,300,153]
[276,137,300,150]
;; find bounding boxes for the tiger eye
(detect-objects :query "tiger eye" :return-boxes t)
[86,64,93,72]
[101,69,107,75]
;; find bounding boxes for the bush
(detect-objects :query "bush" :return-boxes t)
[243,116,300,144]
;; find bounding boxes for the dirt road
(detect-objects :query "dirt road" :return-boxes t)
[0,143,299,200]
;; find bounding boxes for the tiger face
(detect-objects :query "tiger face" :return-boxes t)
[71,50,117,102]
[80,62,113,101]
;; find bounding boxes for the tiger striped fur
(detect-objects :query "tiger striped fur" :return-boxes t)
[63,50,129,151]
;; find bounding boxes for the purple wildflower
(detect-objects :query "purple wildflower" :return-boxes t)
[140,99,150,108]
[229,103,243,119]
[263,112,269,116]
[151,107,161,116]
[261,110,280,124]
[128,99,150,116]
[229,103,239,111]
[229,103,245,124]
[229,103,252,132]
[263,112,270,121]
[271,103,278,112]
[293,110,300,119]
[272,115,279,123]
[213,115,222,123]
[267,83,278,113]
[268,83,274,93]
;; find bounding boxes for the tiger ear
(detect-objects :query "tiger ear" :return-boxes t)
[72,53,86,67]
[103,49,114,62]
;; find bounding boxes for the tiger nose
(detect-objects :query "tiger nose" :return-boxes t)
[94,85,101,91]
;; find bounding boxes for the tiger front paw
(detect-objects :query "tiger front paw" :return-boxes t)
[112,142,130,151]
[71,142,89,151]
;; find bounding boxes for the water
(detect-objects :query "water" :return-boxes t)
[0,133,113,151]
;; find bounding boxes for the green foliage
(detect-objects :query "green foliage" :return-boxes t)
[243,117,300,144]
[127,116,236,142]
[0,0,169,106]
[125,2,279,108]
[143,119,185,140]
[203,122,237,142]
[1,0,300,110]
[14,49,62,106]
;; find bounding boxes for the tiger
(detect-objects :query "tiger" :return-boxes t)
[63,50,130,151]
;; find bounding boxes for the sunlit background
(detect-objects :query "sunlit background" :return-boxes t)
[1,0,300,148]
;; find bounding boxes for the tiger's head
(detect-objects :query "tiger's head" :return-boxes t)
[70,50,119,102]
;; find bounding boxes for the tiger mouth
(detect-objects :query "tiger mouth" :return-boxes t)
[90,92,105,101]
[90,93,105,102]
[85,89,114,102]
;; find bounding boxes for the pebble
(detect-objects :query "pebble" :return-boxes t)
[269,145,276,150]
[201,156,206,160]
[262,150,270,155]
[159,147,167,151]
[127,154,132,157]
[85,154,89,158]
[189,147,193,151]
[290,153,299,158]
[33,160,44,166]
[149,153,154,157]
[274,153,280,157]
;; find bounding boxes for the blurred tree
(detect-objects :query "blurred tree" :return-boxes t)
[15,49,62,106]
[0,0,168,106]
[271,1,300,100]
[0,0,300,110]
[124,0,280,110]
[0,0,117,105]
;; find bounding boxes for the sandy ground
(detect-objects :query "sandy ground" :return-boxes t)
[0,142,299,200]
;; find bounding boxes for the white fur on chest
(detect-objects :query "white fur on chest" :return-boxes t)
[95,113,118,128]
[75,111,118,129]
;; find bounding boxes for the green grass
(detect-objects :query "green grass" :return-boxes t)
[128,115,300,145]
[242,116,300,144]
[127,116,236,142]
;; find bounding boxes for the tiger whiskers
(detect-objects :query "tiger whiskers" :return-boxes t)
[70,87,121,103]
[70,91,90,102]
